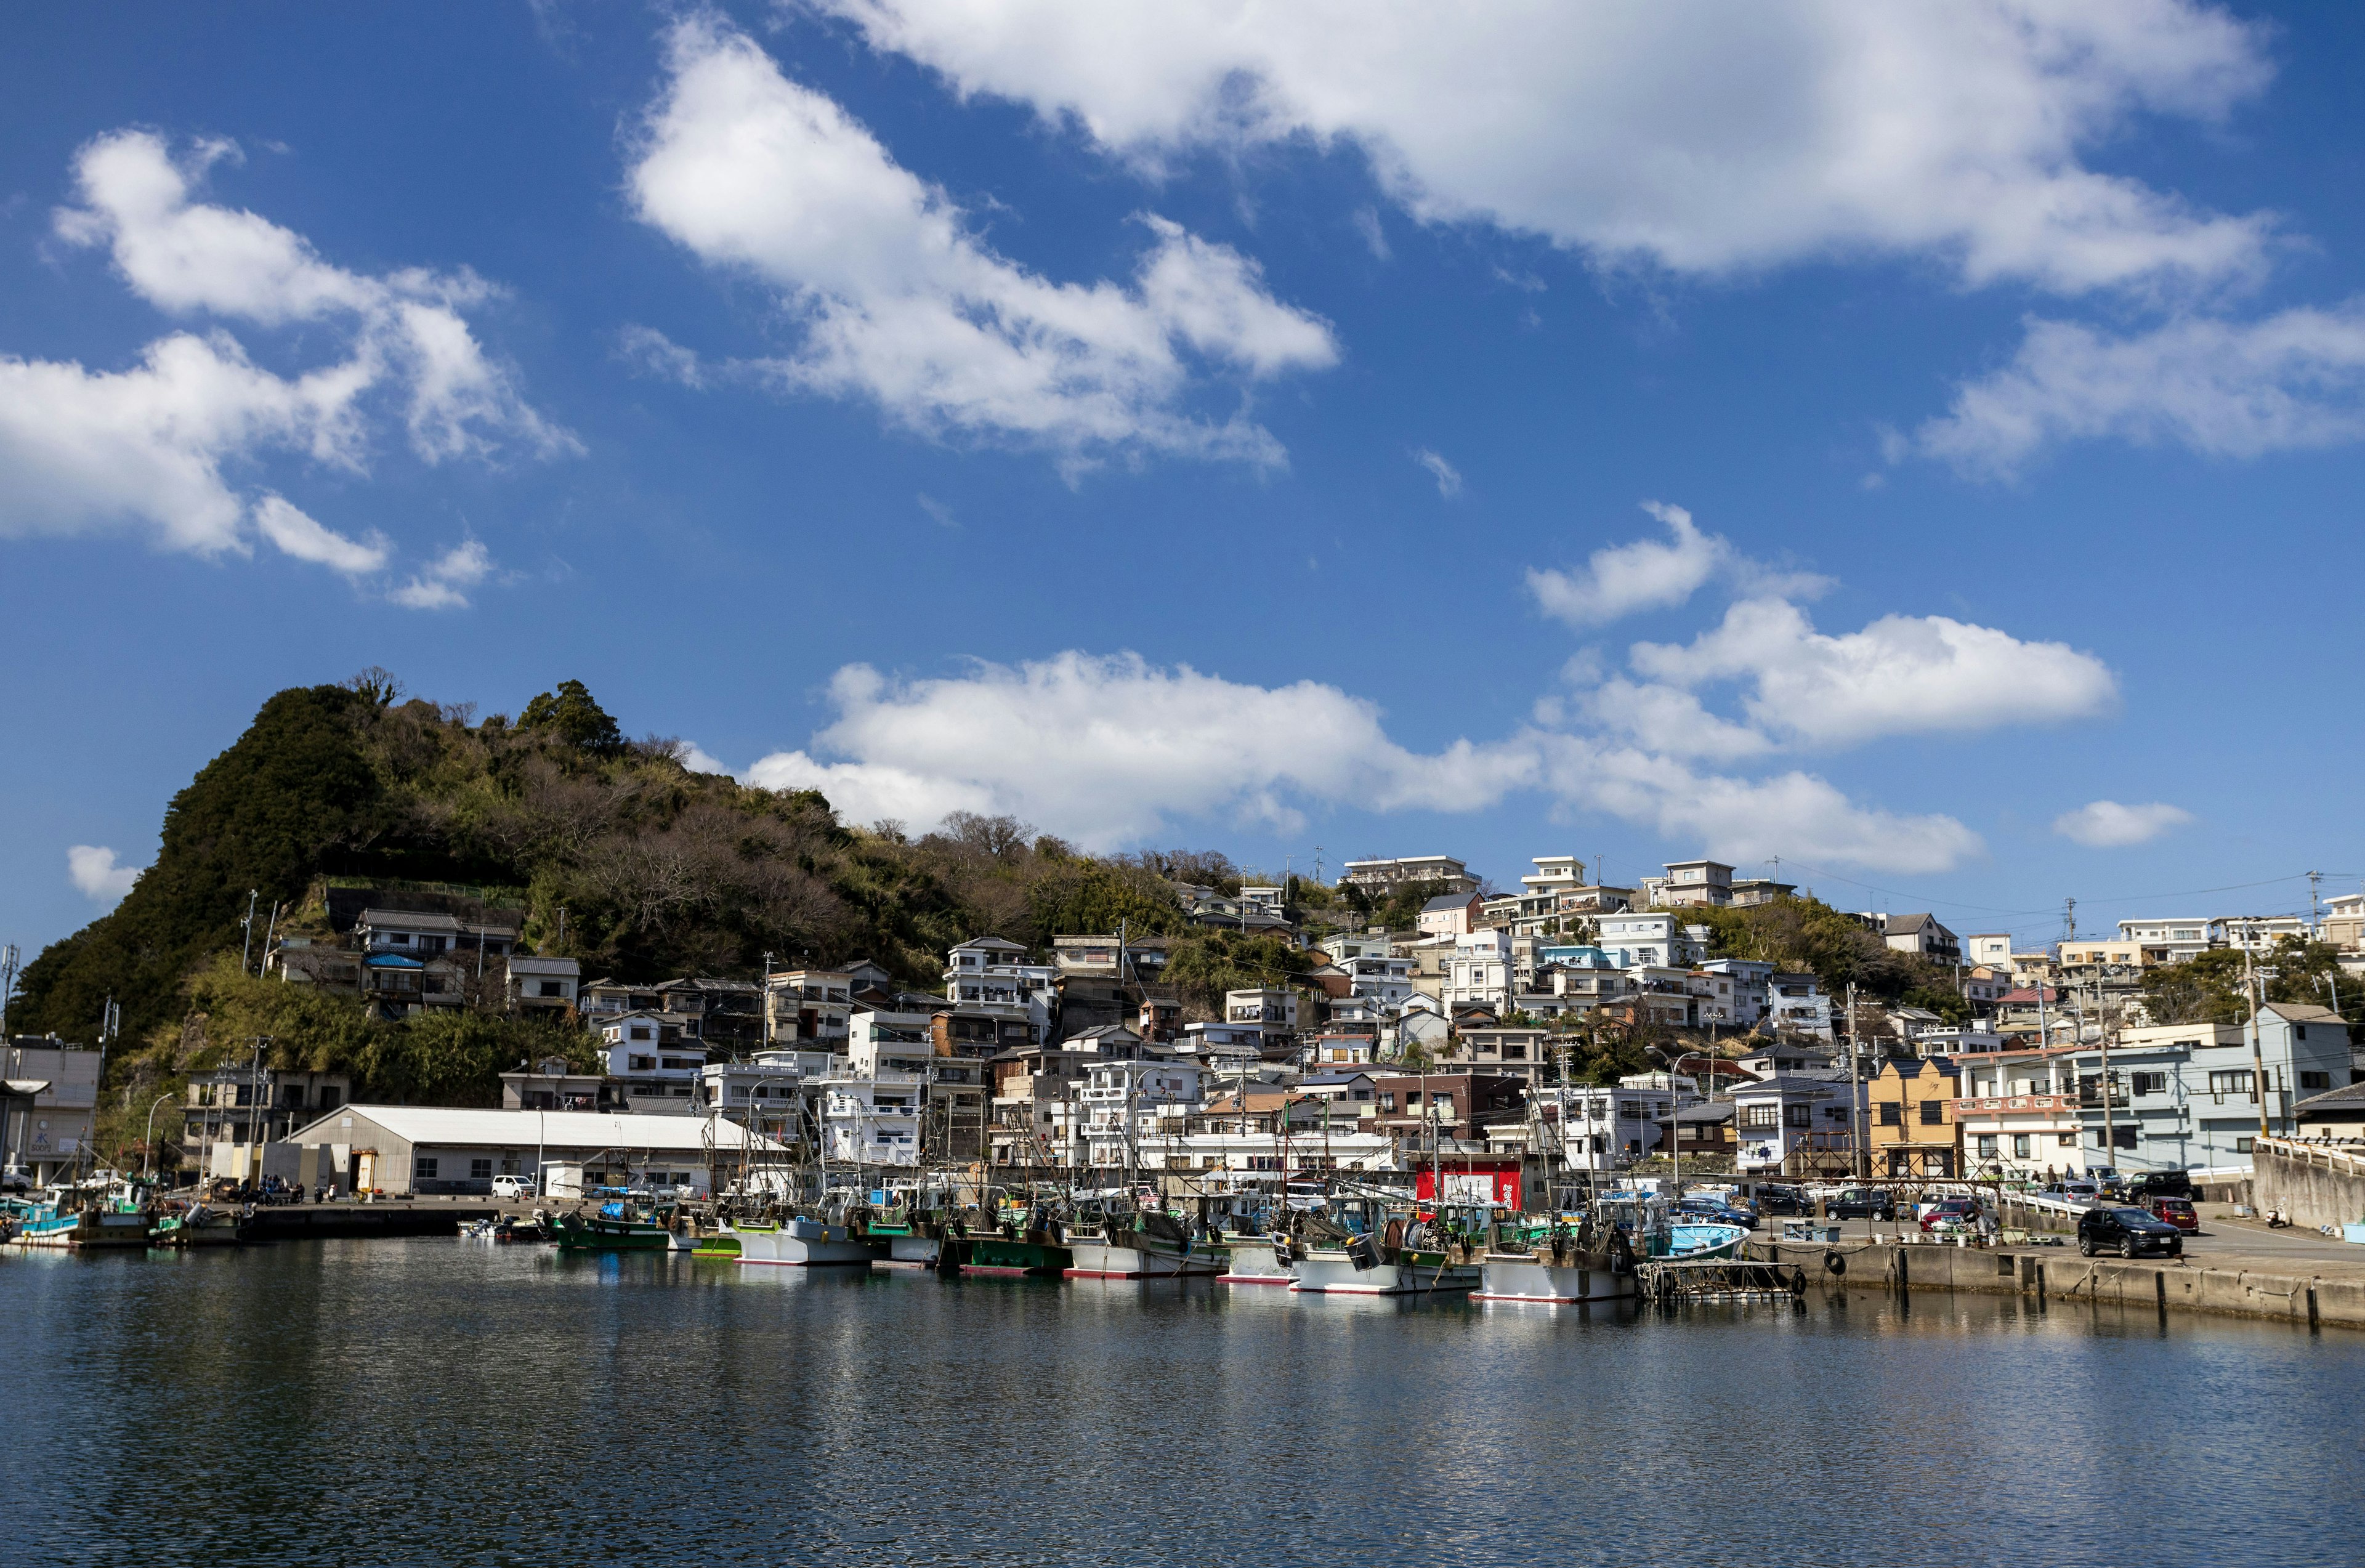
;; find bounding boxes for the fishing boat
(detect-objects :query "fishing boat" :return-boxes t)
[1285,1197,1480,1296]
[737,1214,874,1267]
[691,1221,750,1258]
[150,1203,245,1247]
[1473,1222,1638,1304]
[7,1179,155,1249]
[849,1196,944,1270]
[1065,1207,1221,1279]
[954,1230,1071,1277]
[555,1200,674,1251]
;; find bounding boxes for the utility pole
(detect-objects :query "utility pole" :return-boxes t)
[1845,981,1865,1181]
[2095,977,2114,1171]
[0,943,18,1040]
[239,890,259,976]
[2061,897,2076,945]
[2310,870,2324,931]
[2242,927,2272,1144]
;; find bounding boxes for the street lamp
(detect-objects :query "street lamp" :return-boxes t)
[141,1093,178,1181]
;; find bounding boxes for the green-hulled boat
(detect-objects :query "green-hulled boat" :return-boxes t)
[556,1203,673,1251]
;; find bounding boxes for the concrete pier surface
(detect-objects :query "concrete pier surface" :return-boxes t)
[1748,1211,2365,1331]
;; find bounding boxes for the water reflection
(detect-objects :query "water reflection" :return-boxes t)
[4,1239,2359,1567]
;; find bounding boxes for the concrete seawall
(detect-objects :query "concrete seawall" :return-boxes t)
[1747,1237,2365,1332]
[2252,1142,2365,1234]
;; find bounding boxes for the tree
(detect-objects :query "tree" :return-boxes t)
[518,680,625,756]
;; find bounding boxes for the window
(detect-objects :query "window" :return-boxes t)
[414,1157,439,1179]
[470,1158,493,1180]
[281,1085,306,1109]
[538,980,562,998]
[1878,1102,1902,1126]
[2302,1071,2331,1092]
[1740,1105,1778,1130]
[2207,1069,2254,1099]
[2013,1134,2031,1159]
[1782,1104,1811,1129]
[2112,1126,2138,1149]
[630,1055,656,1072]
[2236,1136,2255,1154]
[2058,1133,2078,1148]
[2132,1072,2167,1096]
[1976,1134,1998,1158]
[320,1086,341,1111]
[1919,1100,1946,1126]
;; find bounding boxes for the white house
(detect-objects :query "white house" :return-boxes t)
[818,1071,922,1167]
[1731,1072,1867,1173]
[596,1014,711,1113]
[1419,892,1486,939]
[1079,1059,1204,1169]
[1768,973,1833,1038]
[943,937,1056,1041]
[1445,929,1514,1012]
[1595,913,1703,969]
[1699,958,1773,1025]
[764,969,854,1049]
[506,955,580,1015]
[1224,987,1301,1034]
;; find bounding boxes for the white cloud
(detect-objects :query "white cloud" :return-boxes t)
[0,332,368,554]
[1917,307,2365,475]
[1527,501,1733,628]
[742,649,1979,872]
[1538,737,1983,875]
[679,743,732,776]
[67,844,141,902]
[1352,206,1390,261]
[616,323,708,389]
[745,652,1533,849]
[819,0,2274,294]
[251,493,388,576]
[626,17,1335,467]
[389,540,495,611]
[2053,799,2193,847]
[1625,596,2117,749]
[0,129,568,586]
[56,129,572,465]
[1412,447,1460,497]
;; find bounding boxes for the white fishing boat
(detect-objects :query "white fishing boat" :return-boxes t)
[1288,1242,1481,1296]
[1472,1245,1635,1304]
[872,1233,942,1270]
[1215,1234,1294,1285]
[1063,1210,1221,1279]
[737,1214,874,1267]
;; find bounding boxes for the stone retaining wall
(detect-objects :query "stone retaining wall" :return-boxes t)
[1749,1237,2365,1332]
[2251,1143,2365,1233]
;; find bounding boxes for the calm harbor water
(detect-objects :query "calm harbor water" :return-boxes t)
[6,1240,2362,1568]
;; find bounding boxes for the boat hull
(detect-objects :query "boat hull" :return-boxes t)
[1288,1249,1480,1296]
[557,1216,671,1251]
[1216,1240,1294,1285]
[12,1210,156,1249]
[955,1236,1072,1277]
[1664,1222,1749,1261]
[1064,1237,1221,1279]
[738,1222,873,1267]
[1472,1252,1635,1304]
[877,1235,942,1270]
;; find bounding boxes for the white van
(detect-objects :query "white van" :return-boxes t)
[490,1174,535,1200]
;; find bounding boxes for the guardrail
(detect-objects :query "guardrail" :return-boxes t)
[2259,1135,2365,1178]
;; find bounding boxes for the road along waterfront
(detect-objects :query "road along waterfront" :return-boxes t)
[7,1238,2365,1568]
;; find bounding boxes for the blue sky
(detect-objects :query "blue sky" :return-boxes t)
[6,1,2363,966]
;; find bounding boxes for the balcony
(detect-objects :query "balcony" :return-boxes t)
[1951,1094,2076,1115]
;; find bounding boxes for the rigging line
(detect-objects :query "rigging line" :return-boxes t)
[1768,860,2055,916]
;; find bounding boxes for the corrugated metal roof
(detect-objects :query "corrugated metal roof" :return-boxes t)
[286,1105,783,1152]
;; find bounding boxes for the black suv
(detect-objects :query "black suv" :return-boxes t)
[1756,1186,1811,1216]
[2079,1205,2185,1259]
[2125,1171,2194,1203]
[1825,1188,1896,1221]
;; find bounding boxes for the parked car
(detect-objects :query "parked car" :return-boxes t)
[2127,1171,2195,1202]
[1825,1188,1896,1221]
[2045,1180,2100,1208]
[2145,1197,2200,1234]
[1919,1197,1985,1232]
[2078,1204,2184,1258]
[2087,1166,2129,1199]
[1755,1186,1811,1216]
[490,1174,535,1200]
[1677,1201,1757,1231]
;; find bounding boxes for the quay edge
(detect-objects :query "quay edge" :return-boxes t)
[1748,1239,2365,1332]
